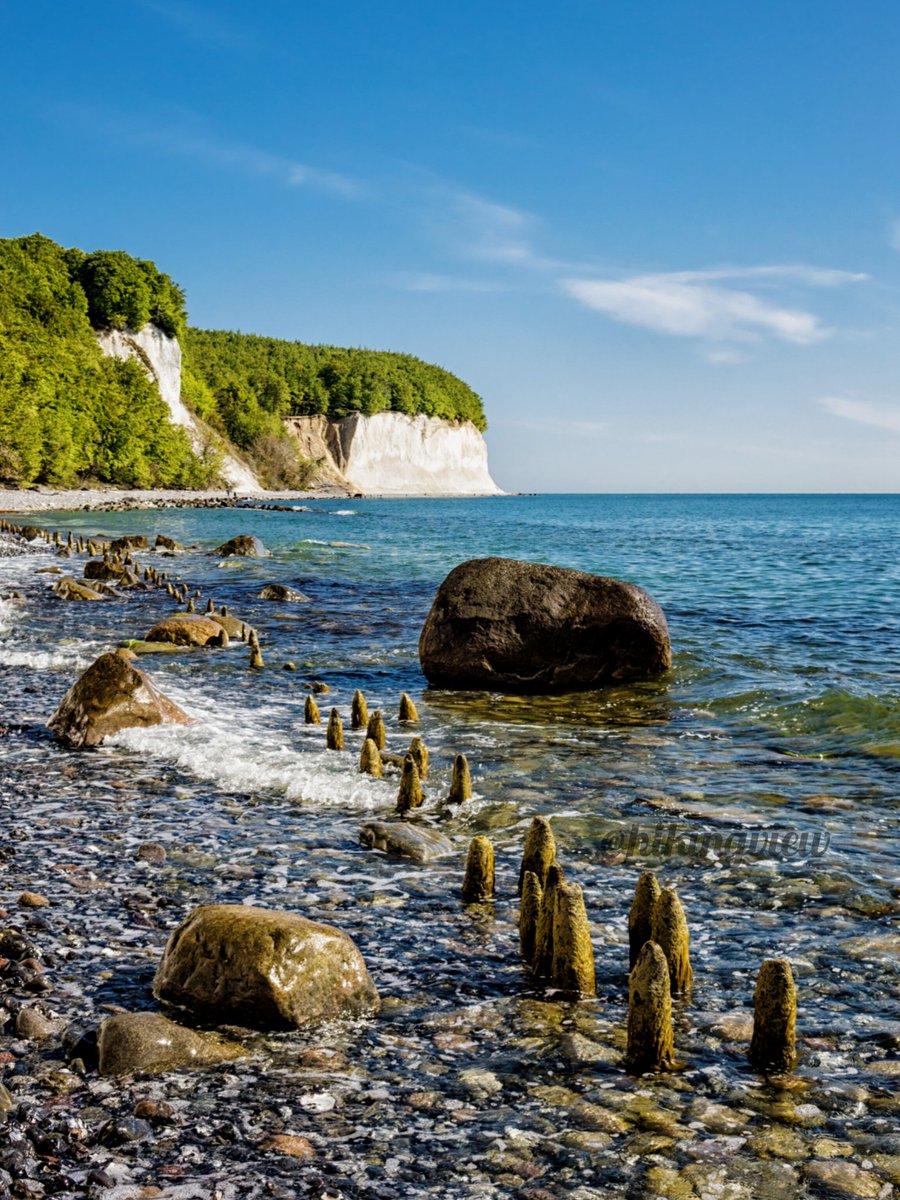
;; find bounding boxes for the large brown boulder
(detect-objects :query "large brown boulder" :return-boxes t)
[144,613,223,647]
[419,557,671,693]
[53,577,106,602]
[153,904,380,1029]
[48,652,191,748]
[98,1011,245,1076]
[213,535,268,557]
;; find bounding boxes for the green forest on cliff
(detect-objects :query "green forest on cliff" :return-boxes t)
[0,233,486,489]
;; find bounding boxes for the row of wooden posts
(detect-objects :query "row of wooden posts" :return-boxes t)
[462,815,797,1077]
[3,518,797,1077]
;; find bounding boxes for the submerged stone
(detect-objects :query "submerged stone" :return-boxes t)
[359,820,453,863]
[257,583,309,601]
[749,958,797,1074]
[153,904,380,1028]
[98,1011,245,1076]
[48,652,191,749]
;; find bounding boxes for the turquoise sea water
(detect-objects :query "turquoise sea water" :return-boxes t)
[0,493,898,1196]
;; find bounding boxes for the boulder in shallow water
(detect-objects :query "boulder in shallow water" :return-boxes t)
[48,651,191,748]
[54,576,106,602]
[154,534,184,551]
[153,904,379,1029]
[214,535,268,557]
[144,613,224,647]
[359,820,453,863]
[84,559,133,583]
[419,557,671,693]
[258,583,309,601]
[98,1011,245,1076]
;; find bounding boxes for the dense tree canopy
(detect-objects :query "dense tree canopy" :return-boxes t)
[0,234,206,487]
[0,232,487,491]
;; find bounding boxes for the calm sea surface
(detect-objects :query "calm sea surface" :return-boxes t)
[0,493,897,1197]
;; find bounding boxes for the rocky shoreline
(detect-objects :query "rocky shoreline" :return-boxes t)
[0,488,348,515]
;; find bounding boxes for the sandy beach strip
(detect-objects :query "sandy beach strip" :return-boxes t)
[0,486,346,513]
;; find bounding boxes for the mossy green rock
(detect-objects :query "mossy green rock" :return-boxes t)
[153,904,380,1029]
[214,535,268,557]
[48,652,191,748]
[145,613,224,647]
[98,1011,245,1076]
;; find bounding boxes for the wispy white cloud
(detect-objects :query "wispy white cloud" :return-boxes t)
[666,265,868,287]
[60,104,360,197]
[448,190,540,264]
[561,274,828,344]
[398,272,503,293]
[819,395,900,434]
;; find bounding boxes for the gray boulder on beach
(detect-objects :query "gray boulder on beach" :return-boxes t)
[419,556,671,693]
[153,904,380,1029]
[48,651,191,748]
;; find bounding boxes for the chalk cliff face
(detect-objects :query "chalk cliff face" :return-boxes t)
[96,326,260,492]
[285,413,502,496]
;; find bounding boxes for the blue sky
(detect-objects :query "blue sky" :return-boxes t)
[2,1,900,492]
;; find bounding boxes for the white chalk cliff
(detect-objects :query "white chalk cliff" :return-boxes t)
[96,325,260,492]
[285,412,502,495]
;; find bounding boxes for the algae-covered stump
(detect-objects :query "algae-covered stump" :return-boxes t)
[396,754,423,813]
[749,958,797,1073]
[359,737,382,777]
[367,710,386,751]
[518,815,556,894]
[651,887,693,994]
[326,708,345,751]
[408,736,429,780]
[304,695,321,725]
[448,753,472,806]
[550,880,596,996]
[351,689,368,730]
[626,941,676,1074]
[399,692,419,722]
[629,870,661,970]
[532,862,564,978]
[462,836,495,903]
[519,870,543,963]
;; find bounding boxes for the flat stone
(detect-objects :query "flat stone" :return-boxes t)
[359,820,454,863]
[803,1160,885,1199]
[259,1133,316,1159]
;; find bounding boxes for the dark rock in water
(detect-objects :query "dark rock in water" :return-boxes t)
[154,534,184,551]
[359,820,453,863]
[214,534,268,557]
[258,583,310,601]
[211,612,250,639]
[84,558,132,582]
[97,1011,245,1076]
[48,651,191,748]
[53,576,106,602]
[153,904,380,1028]
[110,535,148,553]
[419,556,671,693]
[144,613,223,647]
